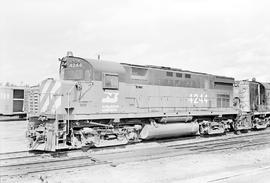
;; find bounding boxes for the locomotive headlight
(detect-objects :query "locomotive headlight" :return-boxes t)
[67,51,73,57]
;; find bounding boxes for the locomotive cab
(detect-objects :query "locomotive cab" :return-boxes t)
[59,54,93,82]
[251,82,270,129]
[249,81,266,112]
[233,80,270,130]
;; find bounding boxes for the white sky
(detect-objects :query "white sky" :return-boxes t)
[1,0,270,85]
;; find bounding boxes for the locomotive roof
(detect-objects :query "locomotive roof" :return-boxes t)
[122,62,209,76]
[83,58,126,74]
[261,83,270,90]
[0,85,27,90]
[236,80,270,89]
[122,63,234,80]
[80,57,234,80]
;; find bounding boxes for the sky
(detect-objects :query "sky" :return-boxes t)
[1,0,270,85]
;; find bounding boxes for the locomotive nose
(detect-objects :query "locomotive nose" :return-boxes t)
[39,78,62,114]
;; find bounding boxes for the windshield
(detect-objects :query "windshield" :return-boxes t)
[63,68,84,80]
[60,57,92,81]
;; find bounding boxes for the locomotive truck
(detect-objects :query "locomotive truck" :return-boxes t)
[27,52,270,151]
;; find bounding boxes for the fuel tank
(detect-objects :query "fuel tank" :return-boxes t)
[140,122,199,140]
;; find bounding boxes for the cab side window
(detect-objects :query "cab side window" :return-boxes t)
[103,73,119,90]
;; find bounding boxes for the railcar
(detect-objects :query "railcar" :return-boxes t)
[27,52,250,151]
[233,80,270,130]
[0,86,28,119]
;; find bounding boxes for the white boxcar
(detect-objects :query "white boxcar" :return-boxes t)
[0,86,27,117]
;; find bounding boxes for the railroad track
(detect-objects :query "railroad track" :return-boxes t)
[91,133,270,164]
[0,156,109,176]
[0,130,270,177]
[0,150,30,160]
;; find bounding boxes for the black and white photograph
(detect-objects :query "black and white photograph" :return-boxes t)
[1,0,270,182]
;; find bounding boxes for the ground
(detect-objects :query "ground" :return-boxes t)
[0,120,28,153]
[1,121,270,183]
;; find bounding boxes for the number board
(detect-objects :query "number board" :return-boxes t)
[68,62,82,68]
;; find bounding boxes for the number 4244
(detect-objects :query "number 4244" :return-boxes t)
[188,94,208,104]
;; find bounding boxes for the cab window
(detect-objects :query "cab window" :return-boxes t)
[103,73,119,90]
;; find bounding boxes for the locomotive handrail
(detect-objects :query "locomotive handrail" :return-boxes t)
[78,81,94,101]
[66,84,76,133]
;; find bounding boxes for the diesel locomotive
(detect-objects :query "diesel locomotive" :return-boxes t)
[27,52,270,151]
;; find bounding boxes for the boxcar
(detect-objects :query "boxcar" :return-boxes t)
[0,86,28,118]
